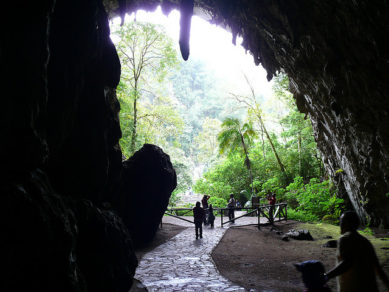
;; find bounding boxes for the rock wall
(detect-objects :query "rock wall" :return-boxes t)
[1,0,139,290]
[1,0,179,289]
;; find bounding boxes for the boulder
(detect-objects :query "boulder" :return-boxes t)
[285,229,314,241]
[119,144,177,247]
[323,240,337,248]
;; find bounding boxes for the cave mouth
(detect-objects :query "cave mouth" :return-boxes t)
[105,0,389,228]
[109,7,294,202]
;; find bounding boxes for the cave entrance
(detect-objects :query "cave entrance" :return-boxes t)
[110,7,324,210]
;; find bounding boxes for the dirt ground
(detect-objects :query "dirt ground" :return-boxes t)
[132,221,389,291]
[211,221,389,292]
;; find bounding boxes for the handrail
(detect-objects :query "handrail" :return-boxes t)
[163,203,287,229]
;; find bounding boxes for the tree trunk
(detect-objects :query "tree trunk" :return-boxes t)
[130,85,138,155]
[298,132,302,176]
[260,123,266,159]
[257,114,286,173]
[240,134,254,195]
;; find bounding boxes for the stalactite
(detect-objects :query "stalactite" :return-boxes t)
[179,0,194,61]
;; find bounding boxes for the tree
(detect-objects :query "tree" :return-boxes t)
[170,59,224,158]
[273,72,323,178]
[194,117,221,167]
[218,117,256,194]
[113,21,178,155]
[231,74,286,174]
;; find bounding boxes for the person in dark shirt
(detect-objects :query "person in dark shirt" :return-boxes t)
[201,195,210,209]
[325,211,389,292]
[208,204,215,228]
[193,201,205,239]
[267,193,276,224]
[227,194,236,223]
[201,195,210,225]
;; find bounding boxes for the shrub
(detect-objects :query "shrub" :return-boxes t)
[285,177,344,219]
[208,197,228,209]
[287,209,319,222]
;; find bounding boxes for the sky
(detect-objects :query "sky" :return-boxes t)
[110,7,273,101]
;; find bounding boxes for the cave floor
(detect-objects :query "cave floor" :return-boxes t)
[133,215,267,291]
[134,217,389,291]
[134,226,244,291]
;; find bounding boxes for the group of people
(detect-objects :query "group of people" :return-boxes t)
[192,195,215,240]
[193,193,240,240]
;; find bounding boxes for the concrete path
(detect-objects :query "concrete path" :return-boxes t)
[134,216,267,291]
[135,226,244,291]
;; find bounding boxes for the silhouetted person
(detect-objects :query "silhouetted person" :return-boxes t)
[208,204,215,228]
[201,195,210,209]
[193,201,205,240]
[228,194,236,223]
[325,211,389,292]
[267,193,276,224]
[201,195,210,225]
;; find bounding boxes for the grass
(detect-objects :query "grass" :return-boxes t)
[297,222,389,263]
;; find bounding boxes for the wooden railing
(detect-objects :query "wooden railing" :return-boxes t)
[164,203,287,229]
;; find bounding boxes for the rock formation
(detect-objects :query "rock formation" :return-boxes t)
[119,144,177,247]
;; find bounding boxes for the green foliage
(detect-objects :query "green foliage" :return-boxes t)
[208,197,228,209]
[287,209,319,222]
[112,23,341,223]
[194,118,221,167]
[285,177,344,220]
[170,58,225,158]
[360,227,374,236]
[193,153,250,200]
[169,191,181,207]
[113,21,180,156]
[259,177,286,199]
[218,118,256,156]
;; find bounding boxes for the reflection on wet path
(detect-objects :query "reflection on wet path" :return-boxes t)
[134,224,245,291]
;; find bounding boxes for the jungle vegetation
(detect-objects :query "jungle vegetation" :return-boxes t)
[111,20,344,223]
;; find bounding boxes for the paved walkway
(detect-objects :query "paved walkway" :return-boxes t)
[134,216,267,291]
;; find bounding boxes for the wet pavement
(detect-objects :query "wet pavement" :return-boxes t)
[134,215,267,291]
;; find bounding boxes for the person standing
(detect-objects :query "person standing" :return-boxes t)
[325,211,389,292]
[267,193,276,224]
[227,194,236,223]
[193,202,205,240]
[208,204,215,228]
[201,195,210,225]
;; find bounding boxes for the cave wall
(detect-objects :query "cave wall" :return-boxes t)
[2,0,179,289]
[1,0,139,290]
